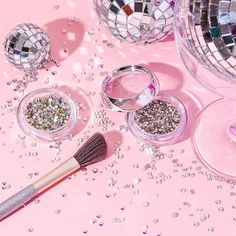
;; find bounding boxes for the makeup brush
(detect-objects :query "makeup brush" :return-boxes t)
[0,132,107,221]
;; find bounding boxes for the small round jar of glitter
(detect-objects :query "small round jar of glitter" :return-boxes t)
[127,92,187,145]
[17,88,78,141]
[102,65,188,146]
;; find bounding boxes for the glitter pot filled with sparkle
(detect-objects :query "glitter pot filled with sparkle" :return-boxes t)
[17,88,78,141]
[101,65,187,145]
[127,93,187,145]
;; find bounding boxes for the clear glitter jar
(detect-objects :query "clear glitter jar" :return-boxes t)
[127,92,187,145]
[101,65,188,146]
[17,88,78,141]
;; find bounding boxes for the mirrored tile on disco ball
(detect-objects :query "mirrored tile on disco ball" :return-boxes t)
[4,23,51,71]
[94,0,175,44]
[185,0,236,77]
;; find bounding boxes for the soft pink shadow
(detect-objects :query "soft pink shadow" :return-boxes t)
[162,89,202,142]
[43,18,84,64]
[160,32,175,43]
[57,85,92,137]
[144,62,202,143]
[104,131,123,158]
[145,62,183,90]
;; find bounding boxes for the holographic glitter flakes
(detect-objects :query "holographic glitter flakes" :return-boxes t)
[134,100,181,135]
[24,95,71,131]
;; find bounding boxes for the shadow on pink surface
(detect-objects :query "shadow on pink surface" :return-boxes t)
[43,18,85,65]
[159,32,175,43]
[104,130,123,158]
[57,84,92,137]
[145,62,203,143]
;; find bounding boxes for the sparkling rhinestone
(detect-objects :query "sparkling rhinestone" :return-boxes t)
[208,227,214,232]
[27,228,34,232]
[172,212,179,218]
[143,202,150,207]
[55,209,61,214]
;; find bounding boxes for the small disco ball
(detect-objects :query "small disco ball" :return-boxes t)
[4,23,51,71]
[94,0,175,44]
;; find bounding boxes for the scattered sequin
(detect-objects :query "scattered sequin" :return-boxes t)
[27,228,34,232]
[153,219,159,223]
[34,199,40,204]
[194,222,200,227]
[143,202,150,207]
[208,227,215,232]
[55,209,61,214]
[134,178,142,184]
[172,212,179,218]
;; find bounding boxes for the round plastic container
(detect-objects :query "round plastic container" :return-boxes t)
[101,65,188,146]
[17,88,78,141]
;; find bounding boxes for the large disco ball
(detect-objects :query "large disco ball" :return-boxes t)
[94,0,175,44]
[174,0,236,81]
[4,23,51,71]
[174,0,236,180]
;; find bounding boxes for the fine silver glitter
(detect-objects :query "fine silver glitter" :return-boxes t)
[134,100,181,135]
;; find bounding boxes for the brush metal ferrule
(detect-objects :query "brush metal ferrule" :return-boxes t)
[34,157,80,192]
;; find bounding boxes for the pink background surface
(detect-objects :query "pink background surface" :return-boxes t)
[0,0,235,235]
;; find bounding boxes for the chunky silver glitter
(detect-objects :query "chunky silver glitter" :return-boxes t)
[24,95,71,131]
[134,100,181,135]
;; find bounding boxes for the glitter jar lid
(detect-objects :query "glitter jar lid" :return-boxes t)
[126,92,188,146]
[17,88,78,141]
[101,65,159,112]
[101,65,187,145]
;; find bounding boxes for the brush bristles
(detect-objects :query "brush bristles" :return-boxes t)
[73,133,107,167]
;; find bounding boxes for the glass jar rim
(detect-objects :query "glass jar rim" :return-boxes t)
[101,65,159,112]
